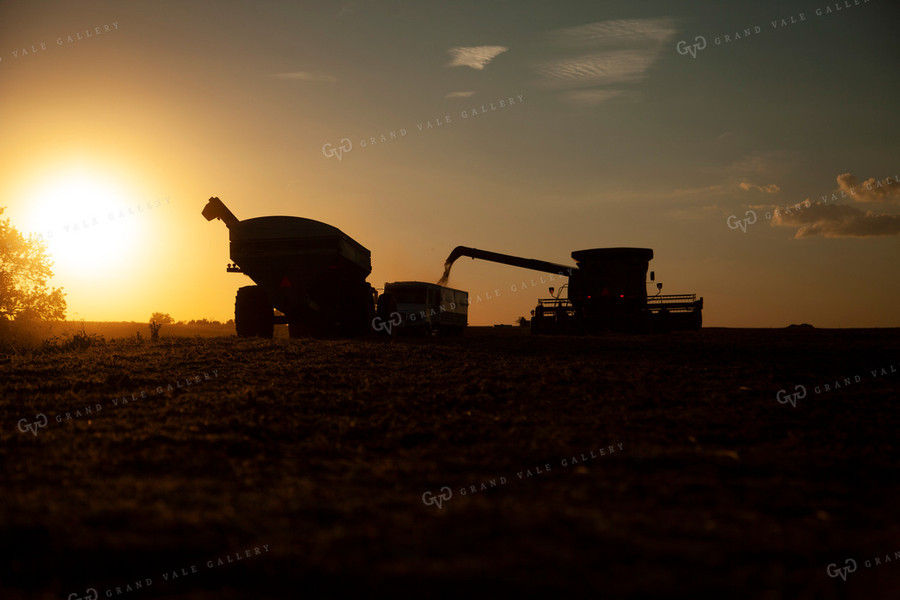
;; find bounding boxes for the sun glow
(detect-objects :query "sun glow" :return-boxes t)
[21,168,143,278]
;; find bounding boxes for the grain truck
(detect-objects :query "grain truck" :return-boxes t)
[376,281,468,336]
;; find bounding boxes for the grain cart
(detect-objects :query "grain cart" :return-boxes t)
[440,246,702,334]
[202,197,376,337]
[378,281,468,336]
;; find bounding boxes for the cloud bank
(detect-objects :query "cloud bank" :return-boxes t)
[771,173,900,238]
[772,203,900,238]
[836,172,900,204]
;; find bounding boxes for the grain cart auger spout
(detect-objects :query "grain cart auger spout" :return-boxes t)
[203,196,376,338]
[440,245,703,334]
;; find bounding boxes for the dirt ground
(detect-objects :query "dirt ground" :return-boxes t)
[1,327,898,599]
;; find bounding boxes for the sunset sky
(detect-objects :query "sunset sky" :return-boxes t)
[1,0,898,327]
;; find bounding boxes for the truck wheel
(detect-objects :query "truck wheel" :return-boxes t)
[235,286,274,338]
[375,292,397,336]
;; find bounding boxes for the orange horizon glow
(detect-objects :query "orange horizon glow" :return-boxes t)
[1,2,898,328]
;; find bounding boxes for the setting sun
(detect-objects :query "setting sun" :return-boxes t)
[20,167,142,277]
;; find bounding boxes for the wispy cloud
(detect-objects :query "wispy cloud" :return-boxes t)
[716,131,736,143]
[726,150,800,179]
[536,18,676,99]
[547,18,678,49]
[272,71,337,83]
[739,182,780,194]
[446,91,475,98]
[536,50,658,86]
[447,46,508,70]
[564,89,627,106]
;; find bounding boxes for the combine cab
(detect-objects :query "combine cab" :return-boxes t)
[203,197,376,337]
[441,246,702,334]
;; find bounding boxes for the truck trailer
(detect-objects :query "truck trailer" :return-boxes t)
[376,281,468,336]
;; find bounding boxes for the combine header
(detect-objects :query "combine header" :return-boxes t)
[441,246,702,334]
[203,197,375,337]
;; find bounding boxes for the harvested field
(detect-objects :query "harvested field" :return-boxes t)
[2,327,898,599]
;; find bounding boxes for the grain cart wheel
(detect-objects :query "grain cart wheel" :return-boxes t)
[347,283,374,337]
[235,286,274,338]
[235,286,258,337]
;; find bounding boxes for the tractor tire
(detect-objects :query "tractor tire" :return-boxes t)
[235,286,274,338]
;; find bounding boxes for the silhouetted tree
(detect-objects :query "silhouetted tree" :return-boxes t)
[0,207,66,322]
[150,312,174,324]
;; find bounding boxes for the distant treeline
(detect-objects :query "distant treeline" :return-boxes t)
[176,319,234,325]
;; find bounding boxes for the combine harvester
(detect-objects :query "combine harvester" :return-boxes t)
[202,197,376,338]
[440,246,702,334]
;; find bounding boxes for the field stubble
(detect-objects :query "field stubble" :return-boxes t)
[1,327,898,599]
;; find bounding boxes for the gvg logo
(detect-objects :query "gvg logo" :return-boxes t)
[17,413,48,436]
[676,35,707,58]
[372,311,402,335]
[322,138,352,161]
[826,558,857,582]
[422,486,453,510]
[68,589,98,600]
[776,384,807,407]
[727,210,758,233]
